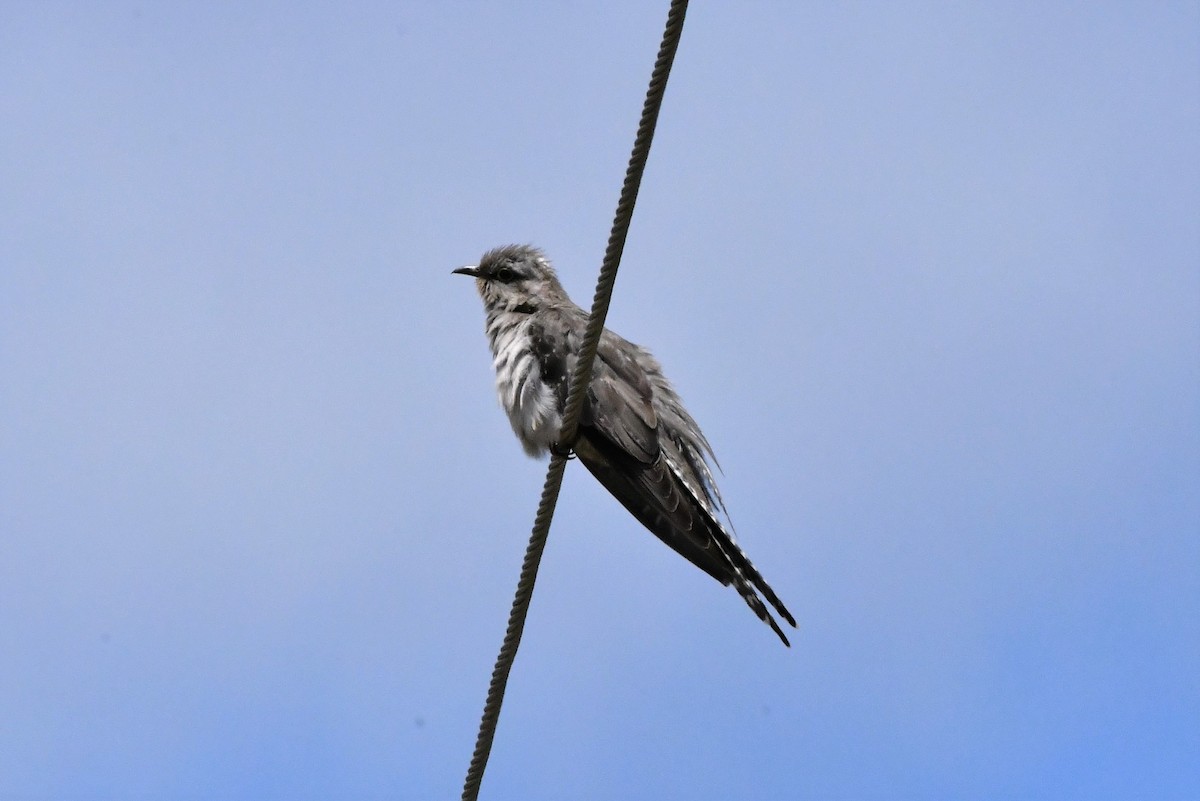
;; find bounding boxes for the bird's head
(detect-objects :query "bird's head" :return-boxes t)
[453,244,568,312]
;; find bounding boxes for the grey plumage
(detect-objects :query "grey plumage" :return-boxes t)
[453,244,796,646]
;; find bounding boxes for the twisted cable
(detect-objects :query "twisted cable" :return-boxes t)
[461,3,689,798]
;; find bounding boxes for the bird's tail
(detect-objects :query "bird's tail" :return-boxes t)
[661,452,797,646]
[707,533,796,647]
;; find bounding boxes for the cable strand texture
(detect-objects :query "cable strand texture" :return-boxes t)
[461,3,689,799]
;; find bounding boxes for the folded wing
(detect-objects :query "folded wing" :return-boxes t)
[536,315,795,645]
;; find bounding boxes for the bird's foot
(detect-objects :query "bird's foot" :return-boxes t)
[550,441,575,460]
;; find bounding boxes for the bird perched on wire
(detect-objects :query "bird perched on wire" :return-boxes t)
[453,244,796,646]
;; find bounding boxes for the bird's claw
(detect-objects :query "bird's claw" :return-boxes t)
[550,441,575,460]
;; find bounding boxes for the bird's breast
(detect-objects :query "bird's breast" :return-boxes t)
[486,313,561,456]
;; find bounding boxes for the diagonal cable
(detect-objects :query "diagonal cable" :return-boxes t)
[460,2,690,799]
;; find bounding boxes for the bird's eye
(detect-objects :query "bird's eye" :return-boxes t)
[495,266,516,282]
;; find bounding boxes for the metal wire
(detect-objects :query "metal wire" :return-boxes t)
[460,2,690,799]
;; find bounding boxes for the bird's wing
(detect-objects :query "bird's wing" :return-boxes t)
[528,308,658,464]
[536,310,795,645]
[579,330,660,465]
[529,311,707,558]
[575,331,742,578]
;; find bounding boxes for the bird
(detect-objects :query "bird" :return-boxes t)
[453,244,796,646]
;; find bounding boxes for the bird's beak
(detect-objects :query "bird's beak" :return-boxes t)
[452,265,481,278]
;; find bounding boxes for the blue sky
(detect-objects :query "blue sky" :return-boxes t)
[2,2,1197,799]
